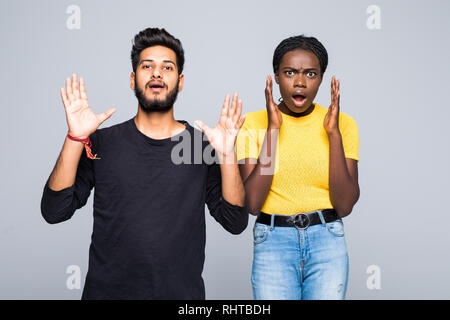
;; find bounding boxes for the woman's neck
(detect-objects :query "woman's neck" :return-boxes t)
[278,101,315,118]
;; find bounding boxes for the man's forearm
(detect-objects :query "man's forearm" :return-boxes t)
[328,132,359,217]
[48,136,84,191]
[219,152,245,207]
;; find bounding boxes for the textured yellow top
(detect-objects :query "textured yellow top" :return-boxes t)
[236,103,359,215]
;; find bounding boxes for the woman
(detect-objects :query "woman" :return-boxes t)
[236,35,360,300]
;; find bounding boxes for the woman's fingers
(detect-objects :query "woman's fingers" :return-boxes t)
[265,76,272,108]
[336,79,340,112]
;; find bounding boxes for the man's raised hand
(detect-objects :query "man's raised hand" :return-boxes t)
[60,74,116,139]
[194,93,245,159]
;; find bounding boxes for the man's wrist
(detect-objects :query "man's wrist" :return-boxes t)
[217,151,237,165]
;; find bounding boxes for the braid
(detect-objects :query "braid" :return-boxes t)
[272,35,328,75]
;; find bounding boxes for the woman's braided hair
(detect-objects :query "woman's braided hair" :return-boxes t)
[272,35,328,75]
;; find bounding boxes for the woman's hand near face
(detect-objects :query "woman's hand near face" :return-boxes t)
[323,76,341,136]
[265,76,283,129]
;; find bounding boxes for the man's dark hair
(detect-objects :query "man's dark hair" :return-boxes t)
[272,35,328,75]
[131,27,185,74]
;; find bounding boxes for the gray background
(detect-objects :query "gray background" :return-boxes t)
[0,0,449,299]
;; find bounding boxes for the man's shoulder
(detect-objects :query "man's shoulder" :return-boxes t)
[92,118,132,139]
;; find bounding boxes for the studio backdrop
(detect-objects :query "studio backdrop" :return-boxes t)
[0,0,449,299]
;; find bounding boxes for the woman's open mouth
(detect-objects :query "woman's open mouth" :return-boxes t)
[292,94,307,107]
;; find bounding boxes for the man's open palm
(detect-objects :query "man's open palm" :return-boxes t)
[61,74,116,139]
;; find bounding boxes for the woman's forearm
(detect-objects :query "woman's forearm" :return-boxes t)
[242,127,279,215]
[328,132,359,217]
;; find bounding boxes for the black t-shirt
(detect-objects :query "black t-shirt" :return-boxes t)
[40,118,248,300]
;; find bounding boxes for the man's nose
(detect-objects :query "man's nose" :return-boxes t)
[151,68,162,79]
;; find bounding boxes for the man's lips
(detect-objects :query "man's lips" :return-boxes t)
[147,81,166,93]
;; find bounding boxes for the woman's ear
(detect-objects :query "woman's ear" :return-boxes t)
[274,72,280,84]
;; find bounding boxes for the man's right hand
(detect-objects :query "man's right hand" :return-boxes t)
[265,75,282,130]
[61,74,116,139]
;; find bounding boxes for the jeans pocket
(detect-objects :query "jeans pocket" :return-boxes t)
[326,219,345,237]
[253,223,269,245]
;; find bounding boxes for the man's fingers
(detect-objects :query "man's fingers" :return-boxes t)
[220,94,230,119]
[66,77,74,102]
[194,120,211,135]
[60,87,69,109]
[229,93,238,118]
[97,108,116,124]
[237,115,246,129]
[80,77,88,100]
[232,98,242,124]
[72,74,80,99]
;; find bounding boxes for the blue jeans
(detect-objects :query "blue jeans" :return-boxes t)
[251,210,349,300]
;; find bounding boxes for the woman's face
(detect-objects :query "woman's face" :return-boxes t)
[275,49,323,113]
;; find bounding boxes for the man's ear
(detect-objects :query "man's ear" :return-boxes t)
[177,74,184,92]
[274,72,280,84]
[130,72,135,90]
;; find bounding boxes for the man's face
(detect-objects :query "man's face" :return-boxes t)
[275,49,322,113]
[131,45,184,113]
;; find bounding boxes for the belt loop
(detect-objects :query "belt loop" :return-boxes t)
[317,210,326,226]
[270,214,275,231]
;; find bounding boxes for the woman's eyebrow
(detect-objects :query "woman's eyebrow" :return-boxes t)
[282,66,319,71]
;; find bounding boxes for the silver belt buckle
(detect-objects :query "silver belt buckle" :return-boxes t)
[293,213,310,230]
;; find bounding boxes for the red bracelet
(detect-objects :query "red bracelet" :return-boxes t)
[67,133,100,160]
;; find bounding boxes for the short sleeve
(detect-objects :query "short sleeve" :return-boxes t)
[340,114,359,162]
[235,116,259,162]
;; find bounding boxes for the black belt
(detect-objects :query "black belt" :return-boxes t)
[256,209,339,229]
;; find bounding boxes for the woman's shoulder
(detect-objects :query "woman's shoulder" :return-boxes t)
[315,104,357,125]
[242,109,268,128]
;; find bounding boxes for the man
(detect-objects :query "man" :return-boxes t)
[40,27,248,299]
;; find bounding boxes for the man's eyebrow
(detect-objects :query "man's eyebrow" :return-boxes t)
[139,59,176,65]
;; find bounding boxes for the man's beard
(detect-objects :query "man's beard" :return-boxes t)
[134,79,179,113]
